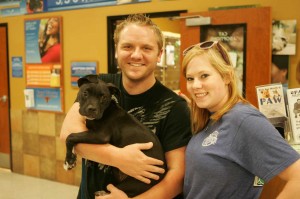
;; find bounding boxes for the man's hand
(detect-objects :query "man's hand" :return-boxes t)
[114,142,165,184]
[95,184,128,199]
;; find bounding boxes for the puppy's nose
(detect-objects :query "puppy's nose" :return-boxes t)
[87,105,97,113]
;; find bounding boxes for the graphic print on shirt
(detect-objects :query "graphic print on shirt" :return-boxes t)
[202,131,219,146]
[128,98,176,134]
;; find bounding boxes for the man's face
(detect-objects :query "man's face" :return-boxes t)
[115,24,162,82]
[271,63,287,84]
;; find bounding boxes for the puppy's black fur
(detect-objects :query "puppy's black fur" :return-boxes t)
[64,75,166,197]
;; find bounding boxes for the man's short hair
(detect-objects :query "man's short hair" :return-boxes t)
[272,55,289,70]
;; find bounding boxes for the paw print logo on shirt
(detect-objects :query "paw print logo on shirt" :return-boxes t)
[202,131,219,146]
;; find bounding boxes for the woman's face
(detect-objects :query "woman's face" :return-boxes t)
[46,18,59,36]
[186,54,229,112]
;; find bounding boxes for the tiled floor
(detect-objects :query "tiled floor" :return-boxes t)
[0,168,79,199]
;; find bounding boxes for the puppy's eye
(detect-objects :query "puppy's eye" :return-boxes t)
[82,91,88,98]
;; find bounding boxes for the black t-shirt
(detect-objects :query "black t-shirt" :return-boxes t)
[78,73,191,199]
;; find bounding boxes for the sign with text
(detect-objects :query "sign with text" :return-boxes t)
[33,88,63,112]
[287,88,300,143]
[71,61,97,87]
[256,83,287,118]
[46,0,115,11]
[12,56,23,78]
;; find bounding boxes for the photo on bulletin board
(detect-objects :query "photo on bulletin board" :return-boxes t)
[200,24,247,95]
[272,20,297,55]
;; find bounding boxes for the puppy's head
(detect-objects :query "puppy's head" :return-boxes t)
[77,75,120,120]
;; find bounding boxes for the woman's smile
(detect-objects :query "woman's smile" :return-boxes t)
[186,55,229,112]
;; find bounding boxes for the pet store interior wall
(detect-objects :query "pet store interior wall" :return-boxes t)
[0,0,300,186]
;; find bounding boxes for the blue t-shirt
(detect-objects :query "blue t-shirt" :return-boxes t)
[184,103,299,199]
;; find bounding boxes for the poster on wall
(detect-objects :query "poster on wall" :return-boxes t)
[71,61,98,87]
[33,88,63,112]
[0,0,20,7]
[272,20,297,55]
[24,16,64,112]
[26,0,44,13]
[44,0,150,11]
[1,0,150,16]
[26,64,61,87]
[45,0,115,11]
[0,0,26,16]
[25,17,62,64]
[24,88,63,111]
[12,56,23,78]
[200,24,246,95]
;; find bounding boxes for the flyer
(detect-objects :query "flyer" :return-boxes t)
[256,83,287,118]
[287,88,300,143]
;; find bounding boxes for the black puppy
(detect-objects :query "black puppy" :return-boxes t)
[64,75,166,197]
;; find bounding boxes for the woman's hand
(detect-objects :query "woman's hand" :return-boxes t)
[114,142,165,184]
[95,184,129,199]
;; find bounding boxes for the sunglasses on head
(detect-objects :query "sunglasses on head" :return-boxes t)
[183,40,231,65]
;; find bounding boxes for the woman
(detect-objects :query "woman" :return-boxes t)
[39,17,61,63]
[182,40,300,199]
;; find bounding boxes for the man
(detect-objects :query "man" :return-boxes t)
[271,55,289,137]
[271,55,289,93]
[60,14,191,199]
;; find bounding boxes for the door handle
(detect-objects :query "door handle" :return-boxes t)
[0,95,7,103]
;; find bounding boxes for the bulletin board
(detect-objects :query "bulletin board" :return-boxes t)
[24,16,64,112]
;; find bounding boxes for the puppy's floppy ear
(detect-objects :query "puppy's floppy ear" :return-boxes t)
[107,83,120,97]
[78,75,99,87]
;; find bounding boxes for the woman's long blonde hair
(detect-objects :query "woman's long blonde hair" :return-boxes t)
[182,42,249,134]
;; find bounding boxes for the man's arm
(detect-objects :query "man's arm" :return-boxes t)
[101,147,186,199]
[134,146,186,199]
[60,102,164,182]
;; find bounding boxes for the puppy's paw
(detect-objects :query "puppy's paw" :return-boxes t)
[63,161,76,170]
[64,153,77,170]
[63,162,70,170]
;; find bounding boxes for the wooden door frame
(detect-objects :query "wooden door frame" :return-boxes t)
[0,23,11,169]
[179,7,272,107]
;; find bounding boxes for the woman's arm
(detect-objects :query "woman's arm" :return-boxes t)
[60,102,164,182]
[276,159,300,199]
